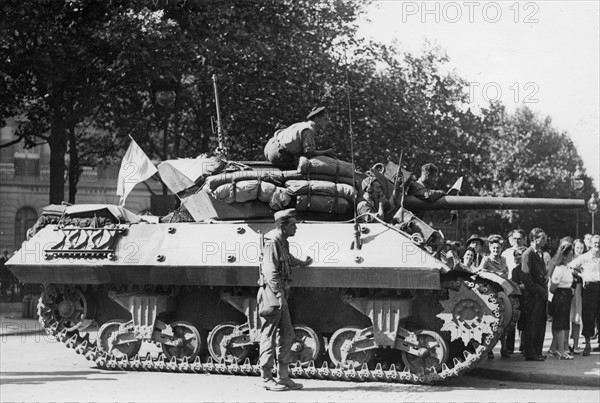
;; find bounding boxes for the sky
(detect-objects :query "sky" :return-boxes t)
[357,0,600,190]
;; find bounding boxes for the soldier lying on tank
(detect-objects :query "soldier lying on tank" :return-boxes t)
[263,106,336,168]
[258,208,312,391]
[357,176,402,223]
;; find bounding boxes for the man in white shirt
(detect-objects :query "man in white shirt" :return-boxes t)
[502,229,526,278]
[568,235,600,356]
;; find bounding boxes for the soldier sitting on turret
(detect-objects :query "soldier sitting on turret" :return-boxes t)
[407,163,446,202]
[357,177,402,223]
[264,106,336,168]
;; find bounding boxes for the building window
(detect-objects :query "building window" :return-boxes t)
[15,207,38,246]
[13,155,40,179]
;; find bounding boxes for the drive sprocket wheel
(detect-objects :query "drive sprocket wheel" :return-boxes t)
[437,278,503,348]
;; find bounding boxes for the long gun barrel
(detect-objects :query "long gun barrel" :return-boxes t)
[404,195,585,210]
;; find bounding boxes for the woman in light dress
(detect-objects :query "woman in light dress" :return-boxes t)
[548,242,576,359]
[569,239,586,354]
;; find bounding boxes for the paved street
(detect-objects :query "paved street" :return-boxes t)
[1,330,599,403]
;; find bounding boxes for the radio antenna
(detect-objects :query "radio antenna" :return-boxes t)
[345,57,361,250]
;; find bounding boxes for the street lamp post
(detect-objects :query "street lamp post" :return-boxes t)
[570,166,585,238]
[588,193,598,234]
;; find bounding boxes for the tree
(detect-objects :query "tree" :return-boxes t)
[2,1,142,202]
[0,0,197,203]
[461,104,591,238]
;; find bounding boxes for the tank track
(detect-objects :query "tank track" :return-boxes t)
[36,276,505,385]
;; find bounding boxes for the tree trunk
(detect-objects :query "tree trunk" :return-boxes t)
[48,113,67,205]
[68,124,81,204]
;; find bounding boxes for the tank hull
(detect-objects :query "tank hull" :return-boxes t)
[7,208,517,384]
[8,222,445,289]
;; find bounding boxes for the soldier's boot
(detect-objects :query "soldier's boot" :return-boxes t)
[277,377,303,390]
[263,378,289,391]
[276,362,303,390]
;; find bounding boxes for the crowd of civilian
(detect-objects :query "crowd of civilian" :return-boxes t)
[454,230,600,361]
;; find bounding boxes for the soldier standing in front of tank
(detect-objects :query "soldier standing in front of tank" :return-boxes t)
[520,228,549,361]
[258,208,312,391]
[263,106,335,168]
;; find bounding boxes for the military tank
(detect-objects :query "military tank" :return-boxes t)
[6,152,585,385]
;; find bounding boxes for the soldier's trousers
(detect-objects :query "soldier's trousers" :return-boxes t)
[581,282,600,339]
[505,327,516,352]
[264,137,296,168]
[522,294,547,359]
[259,303,295,380]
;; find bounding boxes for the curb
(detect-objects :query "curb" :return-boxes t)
[0,314,45,337]
[0,328,46,337]
[468,367,600,388]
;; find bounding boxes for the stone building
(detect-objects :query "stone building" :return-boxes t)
[0,118,161,254]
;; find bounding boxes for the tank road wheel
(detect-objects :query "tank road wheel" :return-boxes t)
[290,325,325,366]
[328,326,374,369]
[38,285,88,332]
[161,321,202,360]
[97,319,141,359]
[401,330,449,374]
[207,322,250,364]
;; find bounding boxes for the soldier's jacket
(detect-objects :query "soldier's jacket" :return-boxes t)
[407,178,445,202]
[258,229,304,298]
[272,121,317,156]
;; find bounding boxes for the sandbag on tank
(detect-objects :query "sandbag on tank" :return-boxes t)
[212,180,291,210]
[296,194,350,214]
[205,170,284,190]
[258,181,292,210]
[212,180,260,203]
[285,180,356,201]
[281,170,356,186]
[298,156,355,178]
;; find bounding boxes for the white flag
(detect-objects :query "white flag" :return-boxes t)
[116,137,158,206]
